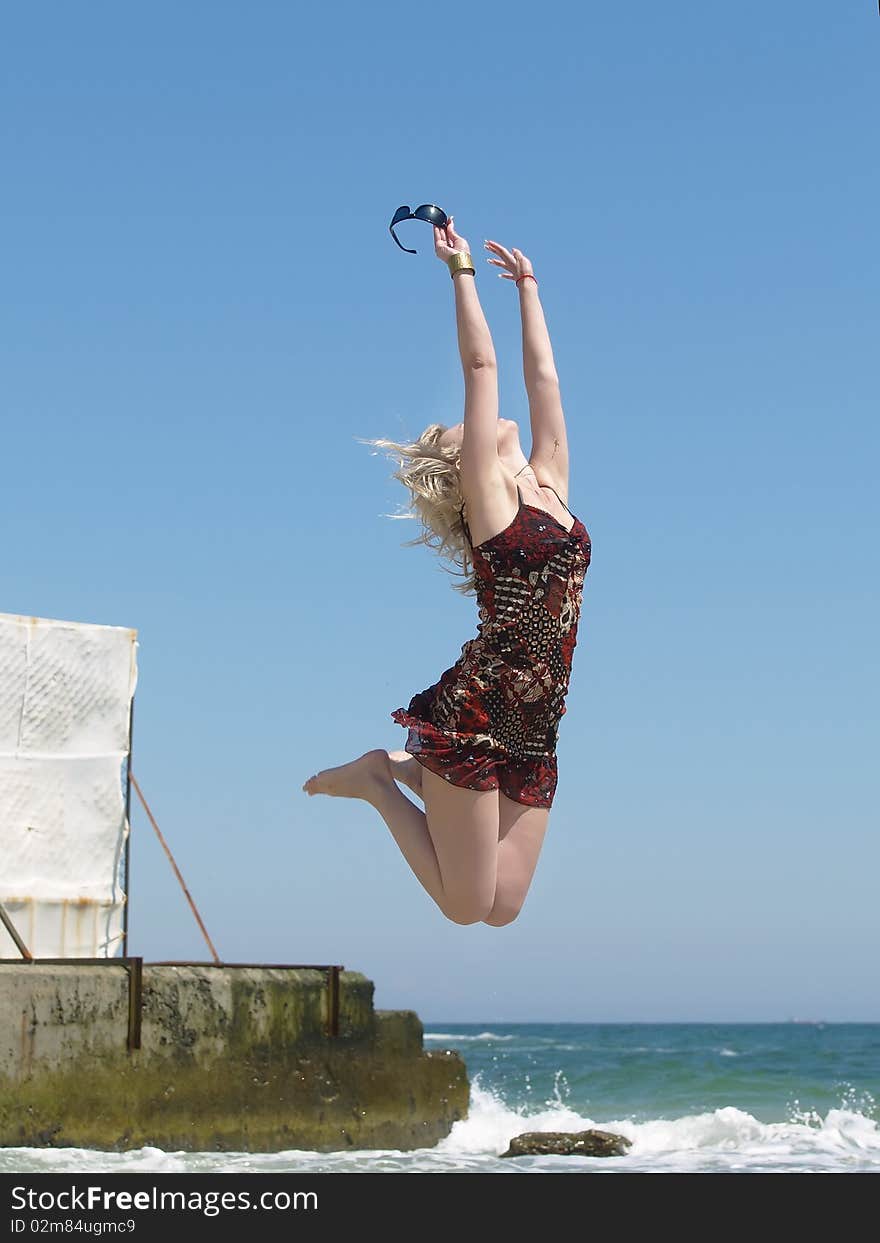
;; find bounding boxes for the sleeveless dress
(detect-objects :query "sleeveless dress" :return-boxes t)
[391,483,592,809]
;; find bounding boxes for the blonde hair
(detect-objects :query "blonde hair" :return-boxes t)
[359,423,476,595]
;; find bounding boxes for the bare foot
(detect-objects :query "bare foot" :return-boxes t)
[302,749,390,800]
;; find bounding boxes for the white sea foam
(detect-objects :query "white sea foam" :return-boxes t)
[431,1080,880,1171]
[0,1145,192,1175]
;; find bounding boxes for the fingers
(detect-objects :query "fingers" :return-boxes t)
[486,256,515,279]
[485,239,517,266]
[485,245,516,278]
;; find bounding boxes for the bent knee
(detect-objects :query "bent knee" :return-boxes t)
[443,897,495,925]
[482,901,523,928]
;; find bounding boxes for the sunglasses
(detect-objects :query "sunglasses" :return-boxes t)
[389,203,449,254]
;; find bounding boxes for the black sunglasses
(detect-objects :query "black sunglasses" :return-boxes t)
[389,203,449,253]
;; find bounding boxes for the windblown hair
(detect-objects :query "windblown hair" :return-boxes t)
[360,423,476,595]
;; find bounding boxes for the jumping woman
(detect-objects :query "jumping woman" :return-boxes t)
[303,214,592,927]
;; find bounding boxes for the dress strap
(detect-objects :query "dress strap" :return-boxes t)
[458,503,473,549]
[541,483,573,517]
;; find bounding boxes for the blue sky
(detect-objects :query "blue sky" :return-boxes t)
[2,2,877,1021]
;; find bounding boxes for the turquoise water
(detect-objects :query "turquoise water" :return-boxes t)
[3,1023,879,1173]
[431,1022,880,1124]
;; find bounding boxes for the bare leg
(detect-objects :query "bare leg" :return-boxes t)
[303,750,499,922]
[303,749,444,903]
[388,749,423,800]
[482,795,550,927]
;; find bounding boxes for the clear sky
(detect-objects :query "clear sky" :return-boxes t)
[2,2,877,1021]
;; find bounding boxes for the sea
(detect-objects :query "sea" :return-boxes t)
[3,1023,879,1174]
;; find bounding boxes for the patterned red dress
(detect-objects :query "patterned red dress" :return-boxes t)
[392,484,592,809]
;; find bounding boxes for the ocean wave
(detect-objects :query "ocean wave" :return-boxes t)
[432,1079,880,1171]
[424,1031,514,1042]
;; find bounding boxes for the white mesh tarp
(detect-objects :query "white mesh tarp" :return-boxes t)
[0,613,138,958]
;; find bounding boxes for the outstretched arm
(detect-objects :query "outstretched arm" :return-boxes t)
[486,240,570,496]
[435,216,500,489]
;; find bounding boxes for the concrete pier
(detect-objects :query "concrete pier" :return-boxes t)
[0,963,468,1152]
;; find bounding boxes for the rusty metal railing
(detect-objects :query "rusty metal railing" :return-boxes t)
[151,962,344,1037]
[0,957,345,1046]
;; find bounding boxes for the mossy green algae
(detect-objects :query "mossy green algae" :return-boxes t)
[0,965,467,1152]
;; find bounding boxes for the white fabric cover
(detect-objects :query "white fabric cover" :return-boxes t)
[0,613,138,957]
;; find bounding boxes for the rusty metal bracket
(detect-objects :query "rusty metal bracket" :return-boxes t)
[326,964,341,1037]
[0,902,32,960]
[124,956,143,1051]
[130,774,221,964]
[0,956,144,1053]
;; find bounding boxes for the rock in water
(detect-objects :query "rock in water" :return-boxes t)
[500,1129,632,1158]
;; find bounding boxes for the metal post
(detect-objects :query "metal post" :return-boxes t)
[122,694,134,958]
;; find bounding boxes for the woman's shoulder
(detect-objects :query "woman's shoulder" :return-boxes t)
[458,462,515,512]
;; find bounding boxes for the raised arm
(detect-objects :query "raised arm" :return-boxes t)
[434,216,501,492]
[486,240,570,497]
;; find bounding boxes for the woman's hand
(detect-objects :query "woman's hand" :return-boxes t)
[484,239,535,284]
[433,214,472,264]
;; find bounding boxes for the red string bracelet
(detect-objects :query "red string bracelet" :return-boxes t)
[515,273,538,287]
